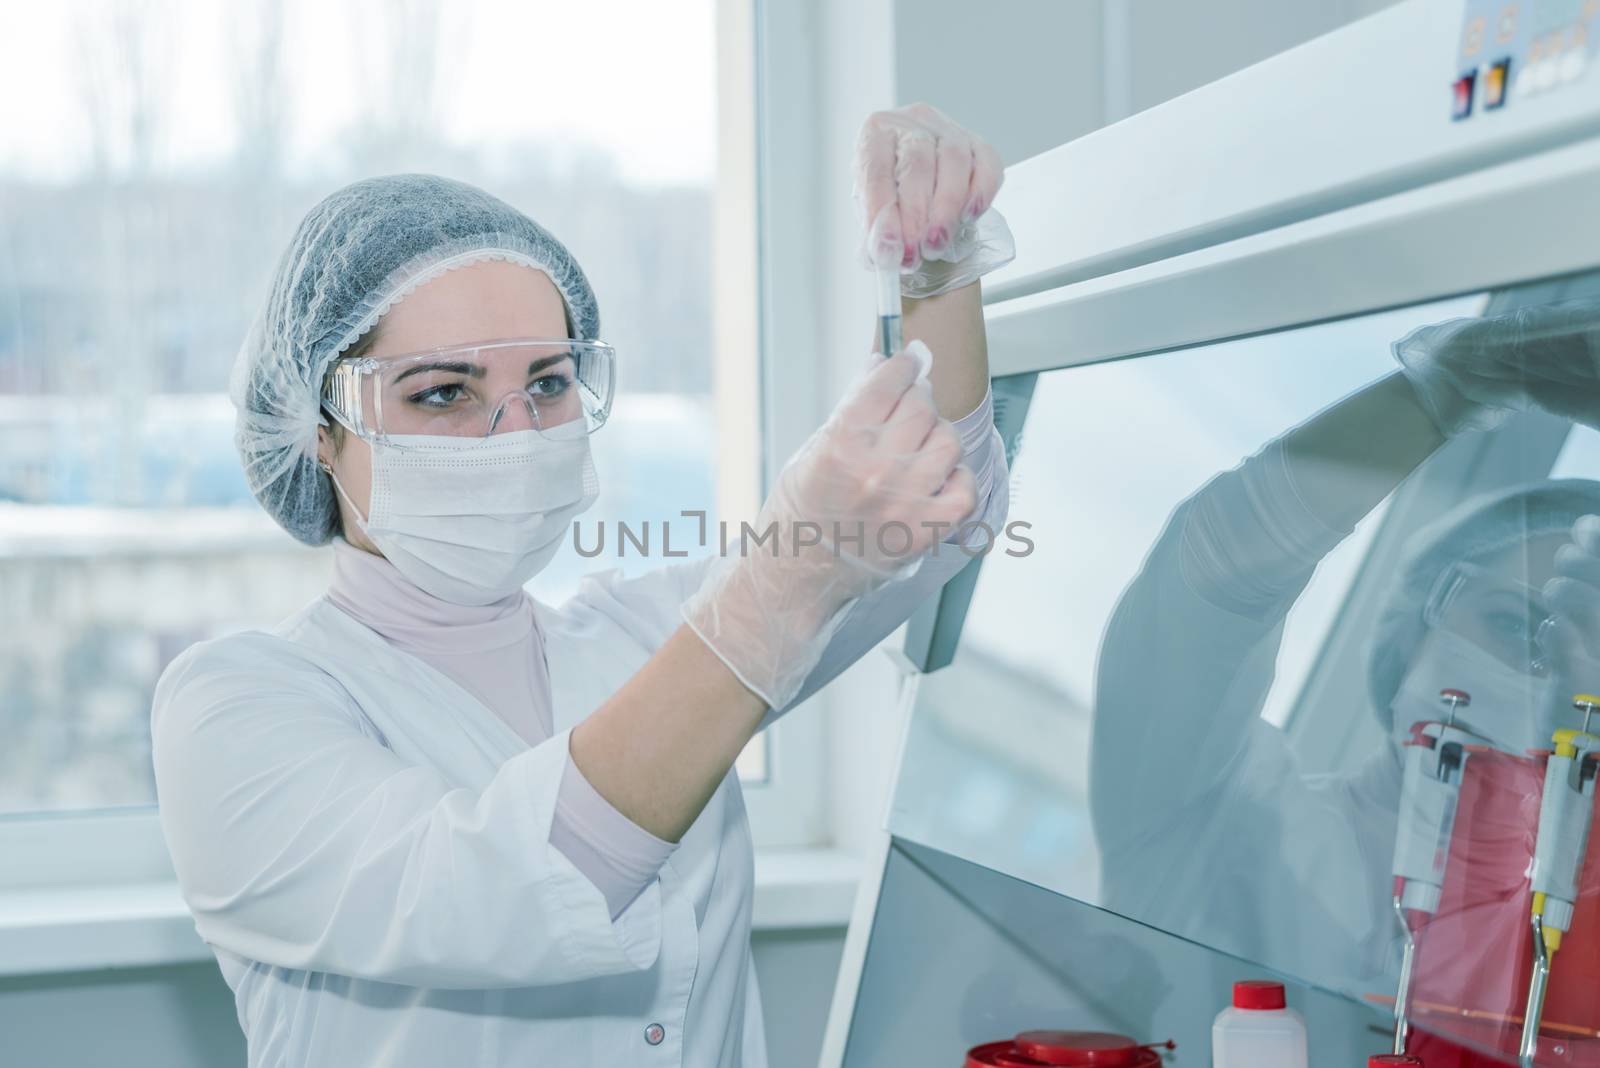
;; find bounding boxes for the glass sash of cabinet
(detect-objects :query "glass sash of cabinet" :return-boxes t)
[891,271,1600,1059]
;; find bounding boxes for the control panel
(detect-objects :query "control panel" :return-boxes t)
[1454,0,1599,119]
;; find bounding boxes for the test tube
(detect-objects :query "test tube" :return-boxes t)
[877,265,902,357]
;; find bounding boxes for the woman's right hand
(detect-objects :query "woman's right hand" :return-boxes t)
[569,340,978,844]
[1393,299,1600,437]
[681,340,976,710]
[780,339,977,573]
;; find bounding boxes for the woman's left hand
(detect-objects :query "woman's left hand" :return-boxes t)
[854,102,1004,273]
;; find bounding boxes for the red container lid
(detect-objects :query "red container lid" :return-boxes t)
[965,1043,1052,1068]
[1016,1032,1153,1066]
[965,1033,1167,1068]
[1369,1058,1423,1067]
[1232,980,1287,1010]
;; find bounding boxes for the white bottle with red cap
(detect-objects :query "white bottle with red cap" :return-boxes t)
[1212,980,1307,1068]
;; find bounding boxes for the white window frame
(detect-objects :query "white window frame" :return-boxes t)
[728,0,910,854]
[715,0,834,848]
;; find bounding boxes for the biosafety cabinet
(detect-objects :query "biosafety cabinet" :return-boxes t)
[821,2,1600,1066]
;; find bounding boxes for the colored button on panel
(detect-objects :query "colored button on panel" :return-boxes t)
[1484,57,1512,108]
[644,1022,666,1046]
[1453,70,1477,119]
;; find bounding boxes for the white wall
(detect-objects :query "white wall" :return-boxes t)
[753,931,848,1068]
[891,0,1404,169]
[893,1,1108,166]
[0,932,844,1068]
[1108,0,1404,118]
[0,964,244,1066]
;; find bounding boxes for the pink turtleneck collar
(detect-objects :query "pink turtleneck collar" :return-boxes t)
[324,535,551,744]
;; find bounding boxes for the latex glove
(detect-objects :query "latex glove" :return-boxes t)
[853,102,1016,299]
[1392,299,1600,437]
[681,340,978,710]
[1542,515,1600,676]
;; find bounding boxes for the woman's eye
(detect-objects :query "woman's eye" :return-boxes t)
[409,383,468,407]
[528,373,573,400]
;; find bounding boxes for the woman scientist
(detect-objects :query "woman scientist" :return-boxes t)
[1090,287,1600,1010]
[150,104,1012,1067]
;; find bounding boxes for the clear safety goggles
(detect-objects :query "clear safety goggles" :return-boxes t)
[1424,560,1556,677]
[321,337,615,445]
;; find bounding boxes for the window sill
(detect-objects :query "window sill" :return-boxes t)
[0,881,201,977]
[751,848,859,932]
[0,849,859,978]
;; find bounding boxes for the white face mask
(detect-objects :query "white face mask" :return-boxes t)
[1390,627,1567,755]
[329,420,598,606]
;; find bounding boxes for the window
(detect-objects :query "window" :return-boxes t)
[0,0,786,830]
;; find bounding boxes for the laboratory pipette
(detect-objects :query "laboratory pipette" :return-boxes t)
[1519,693,1600,1067]
[1390,688,1481,1054]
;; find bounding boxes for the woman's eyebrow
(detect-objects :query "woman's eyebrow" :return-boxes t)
[527,354,573,375]
[394,360,486,383]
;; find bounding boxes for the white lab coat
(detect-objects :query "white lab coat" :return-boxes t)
[152,543,984,1067]
[1091,491,1402,1000]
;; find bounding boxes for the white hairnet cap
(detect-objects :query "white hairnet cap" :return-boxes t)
[231,173,601,545]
